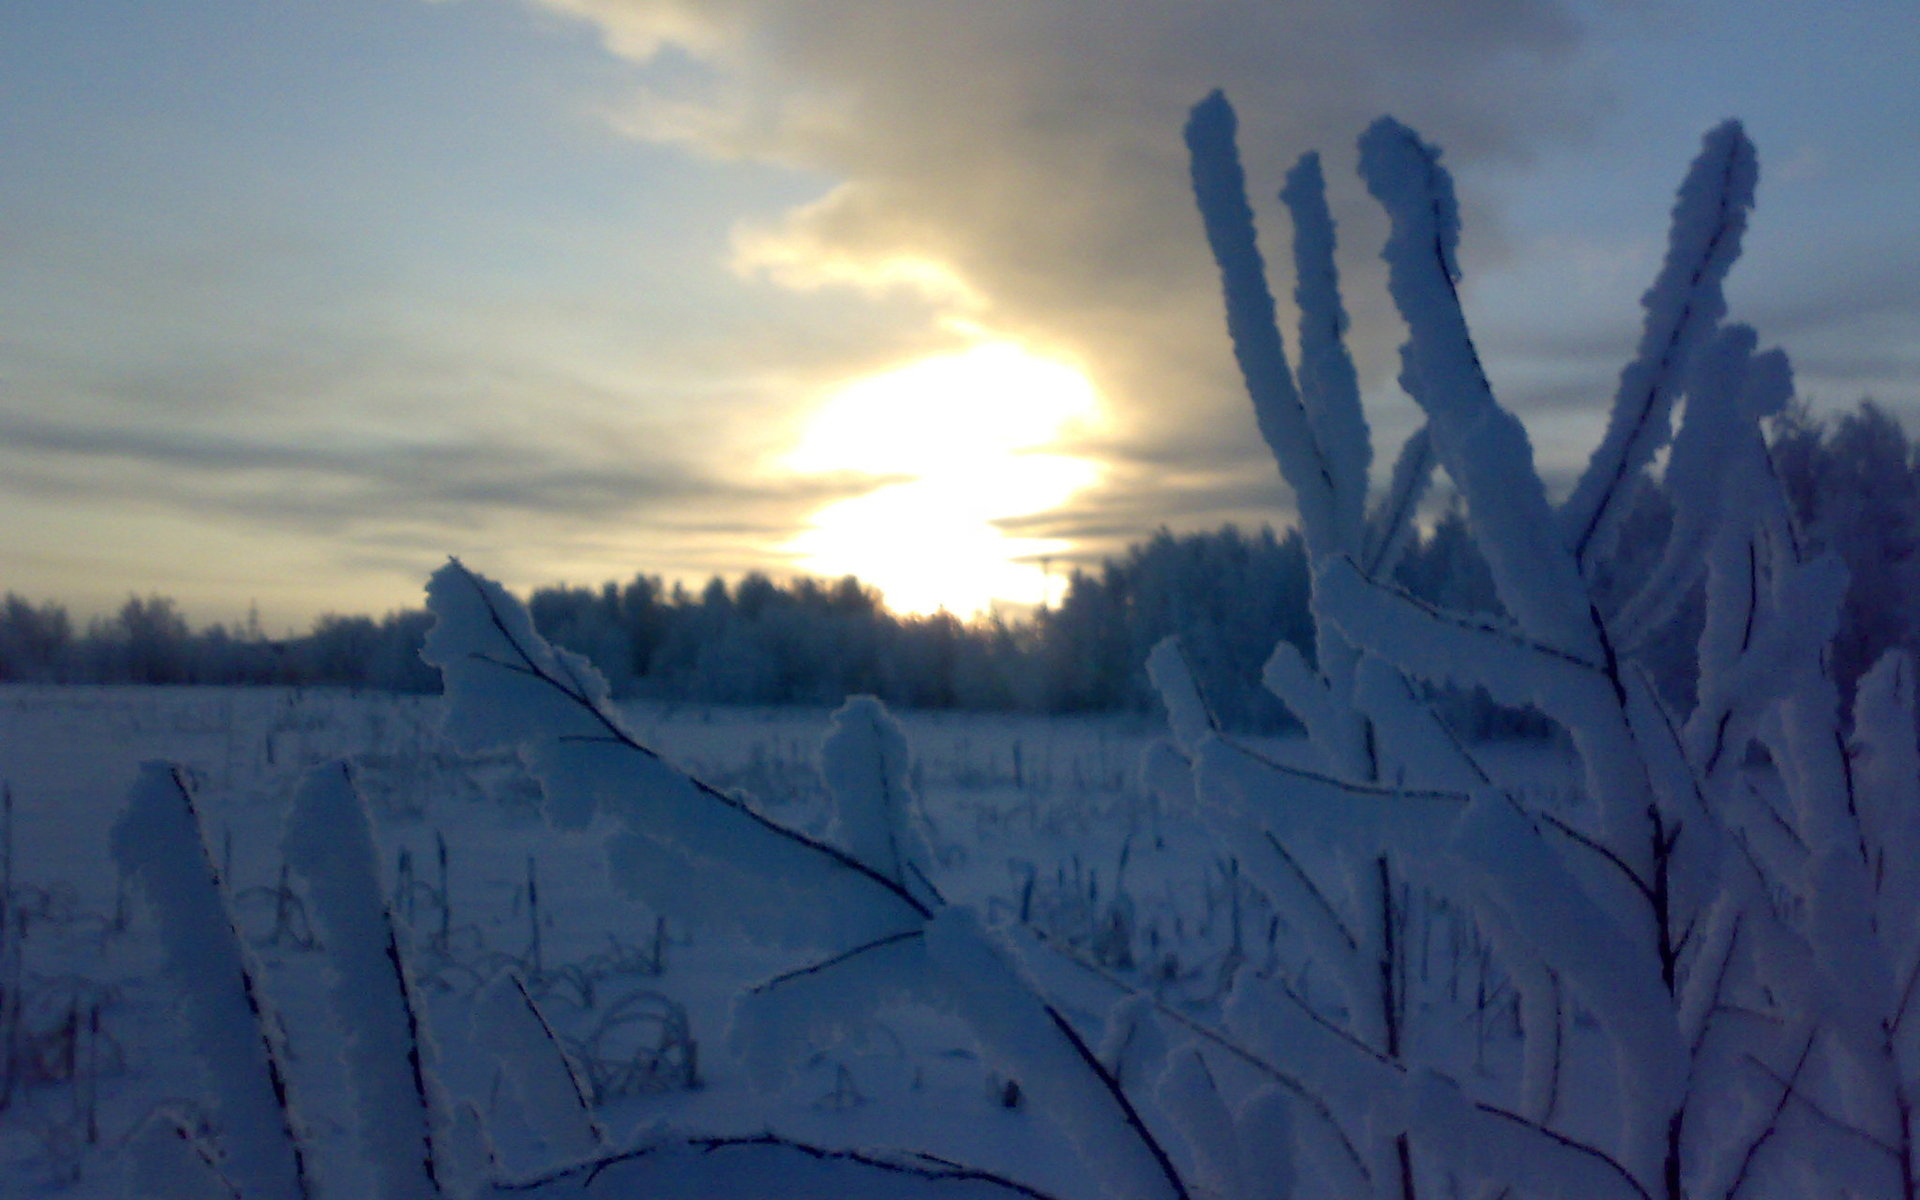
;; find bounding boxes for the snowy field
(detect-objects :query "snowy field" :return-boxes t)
[0,683,1582,1198]
[0,685,1392,1195]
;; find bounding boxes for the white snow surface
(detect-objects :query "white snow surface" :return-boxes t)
[111,763,312,1200]
[283,761,447,1200]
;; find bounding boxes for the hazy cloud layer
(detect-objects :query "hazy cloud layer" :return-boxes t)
[9,0,1910,624]
[532,0,1608,560]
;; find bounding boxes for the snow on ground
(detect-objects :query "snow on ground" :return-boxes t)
[0,687,1259,1196]
[0,685,1585,1198]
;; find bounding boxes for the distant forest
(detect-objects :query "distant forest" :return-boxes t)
[4,402,1916,733]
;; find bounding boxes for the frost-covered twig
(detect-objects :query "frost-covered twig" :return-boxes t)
[427,563,1197,1199]
[1184,91,1341,556]
[487,1130,1068,1198]
[113,763,314,1200]
[283,761,449,1199]
[473,972,604,1164]
[426,560,934,933]
[1180,91,1840,1200]
[1561,121,1758,574]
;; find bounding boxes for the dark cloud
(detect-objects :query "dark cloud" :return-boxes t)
[0,406,886,541]
[990,464,1300,555]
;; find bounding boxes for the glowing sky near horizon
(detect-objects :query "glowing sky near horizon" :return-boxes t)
[1,0,1916,626]
[782,341,1102,615]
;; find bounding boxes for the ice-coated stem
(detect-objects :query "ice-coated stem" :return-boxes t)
[1561,121,1757,575]
[113,763,314,1200]
[1281,150,1371,552]
[283,761,447,1200]
[1184,91,1341,559]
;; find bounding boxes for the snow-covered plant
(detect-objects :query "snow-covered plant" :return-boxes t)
[282,761,467,1200]
[470,971,603,1169]
[1164,87,1920,1200]
[1804,648,1920,1199]
[117,752,1070,1199]
[113,763,313,1200]
[417,561,1184,1198]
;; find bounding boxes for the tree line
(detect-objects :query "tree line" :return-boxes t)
[4,400,1913,730]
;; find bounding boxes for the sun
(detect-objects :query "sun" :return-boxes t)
[782,340,1103,616]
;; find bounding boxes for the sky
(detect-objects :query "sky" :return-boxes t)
[3,0,1916,628]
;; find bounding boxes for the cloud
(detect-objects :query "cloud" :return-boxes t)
[0,0,1634,624]
[0,362,907,626]
[539,0,1605,544]
[0,404,890,530]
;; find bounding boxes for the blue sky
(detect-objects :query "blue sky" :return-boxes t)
[3,0,1915,625]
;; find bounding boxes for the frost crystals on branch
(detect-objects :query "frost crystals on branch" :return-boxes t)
[1171,89,1885,1200]
[420,559,1191,1200]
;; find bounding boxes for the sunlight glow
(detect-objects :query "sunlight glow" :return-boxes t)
[782,341,1103,616]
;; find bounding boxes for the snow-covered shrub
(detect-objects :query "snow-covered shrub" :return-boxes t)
[418,563,1187,1199]
[1161,88,1920,1200]
[115,754,1067,1199]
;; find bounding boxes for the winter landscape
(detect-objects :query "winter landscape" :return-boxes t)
[4,77,1920,1200]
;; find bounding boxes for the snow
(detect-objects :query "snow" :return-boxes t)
[821,695,939,907]
[111,763,312,1200]
[282,762,446,1200]
[1184,92,1340,561]
[470,972,603,1170]
[1559,121,1758,576]
[1143,639,1214,756]
[1279,150,1370,555]
[1358,116,1602,666]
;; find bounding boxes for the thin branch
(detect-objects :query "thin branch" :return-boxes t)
[1890,951,1920,1036]
[907,860,948,910]
[1723,1029,1815,1200]
[447,562,934,923]
[165,766,318,1200]
[1634,662,1714,829]
[1539,812,1656,905]
[1260,831,1359,954]
[1345,568,1609,676]
[507,972,602,1147]
[1265,976,1652,1200]
[1543,968,1564,1127]
[493,1131,1066,1198]
[1702,709,1736,780]
[1690,915,1742,1058]
[1568,128,1751,569]
[1221,735,1471,807]
[1039,1001,1194,1200]
[1746,1051,1902,1160]
[1043,926,1647,1200]
[1711,1002,1787,1031]
[377,918,447,1193]
[1032,930,1371,1186]
[1363,425,1436,578]
[746,929,926,996]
